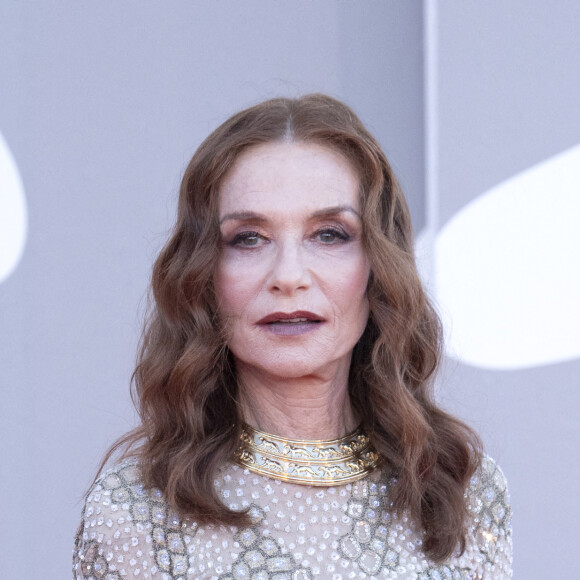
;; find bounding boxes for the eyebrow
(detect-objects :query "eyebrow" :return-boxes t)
[219,205,360,225]
[311,205,360,219]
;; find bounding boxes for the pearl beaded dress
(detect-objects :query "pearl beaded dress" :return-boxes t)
[73,455,512,579]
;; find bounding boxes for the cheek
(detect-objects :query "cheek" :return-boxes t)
[322,253,370,329]
[214,262,237,318]
[336,256,370,306]
[346,270,370,339]
[214,260,259,321]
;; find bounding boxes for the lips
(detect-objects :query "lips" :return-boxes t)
[256,311,324,337]
[257,311,324,325]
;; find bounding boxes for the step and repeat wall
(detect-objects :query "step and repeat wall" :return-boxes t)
[1,2,578,578]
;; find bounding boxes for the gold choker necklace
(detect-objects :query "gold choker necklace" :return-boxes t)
[235,424,379,486]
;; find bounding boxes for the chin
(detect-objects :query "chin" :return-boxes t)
[243,348,352,381]
[255,359,323,380]
[230,337,354,381]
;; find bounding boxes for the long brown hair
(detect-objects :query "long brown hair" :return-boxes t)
[101,94,481,562]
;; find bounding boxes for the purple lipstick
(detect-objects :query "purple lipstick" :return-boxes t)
[257,310,324,336]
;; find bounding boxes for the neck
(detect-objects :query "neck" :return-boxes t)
[236,362,357,440]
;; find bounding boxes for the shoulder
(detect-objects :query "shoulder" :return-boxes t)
[81,460,171,526]
[77,459,182,532]
[73,461,183,579]
[463,454,513,577]
[466,454,511,521]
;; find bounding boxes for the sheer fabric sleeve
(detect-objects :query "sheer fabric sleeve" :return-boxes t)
[465,455,513,579]
[72,462,185,580]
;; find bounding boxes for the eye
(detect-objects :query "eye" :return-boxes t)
[229,231,265,248]
[315,227,350,244]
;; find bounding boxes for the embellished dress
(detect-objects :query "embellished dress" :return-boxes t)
[73,432,512,580]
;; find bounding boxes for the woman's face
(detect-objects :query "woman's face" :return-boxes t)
[215,141,370,381]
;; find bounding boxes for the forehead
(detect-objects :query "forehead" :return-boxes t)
[218,141,361,215]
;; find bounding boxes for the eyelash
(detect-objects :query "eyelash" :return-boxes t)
[227,227,351,248]
[228,231,264,248]
[314,227,351,243]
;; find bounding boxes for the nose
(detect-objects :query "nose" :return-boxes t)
[268,241,311,295]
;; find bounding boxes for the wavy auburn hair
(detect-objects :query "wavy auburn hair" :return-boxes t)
[103,94,481,562]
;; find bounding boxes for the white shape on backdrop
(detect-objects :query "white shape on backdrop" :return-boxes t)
[0,131,27,284]
[418,144,580,370]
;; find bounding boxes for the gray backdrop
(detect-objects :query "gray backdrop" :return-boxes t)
[1,2,578,578]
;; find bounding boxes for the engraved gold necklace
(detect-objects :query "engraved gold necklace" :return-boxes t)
[235,423,379,486]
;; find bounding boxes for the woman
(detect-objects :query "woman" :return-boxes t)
[73,94,512,579]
